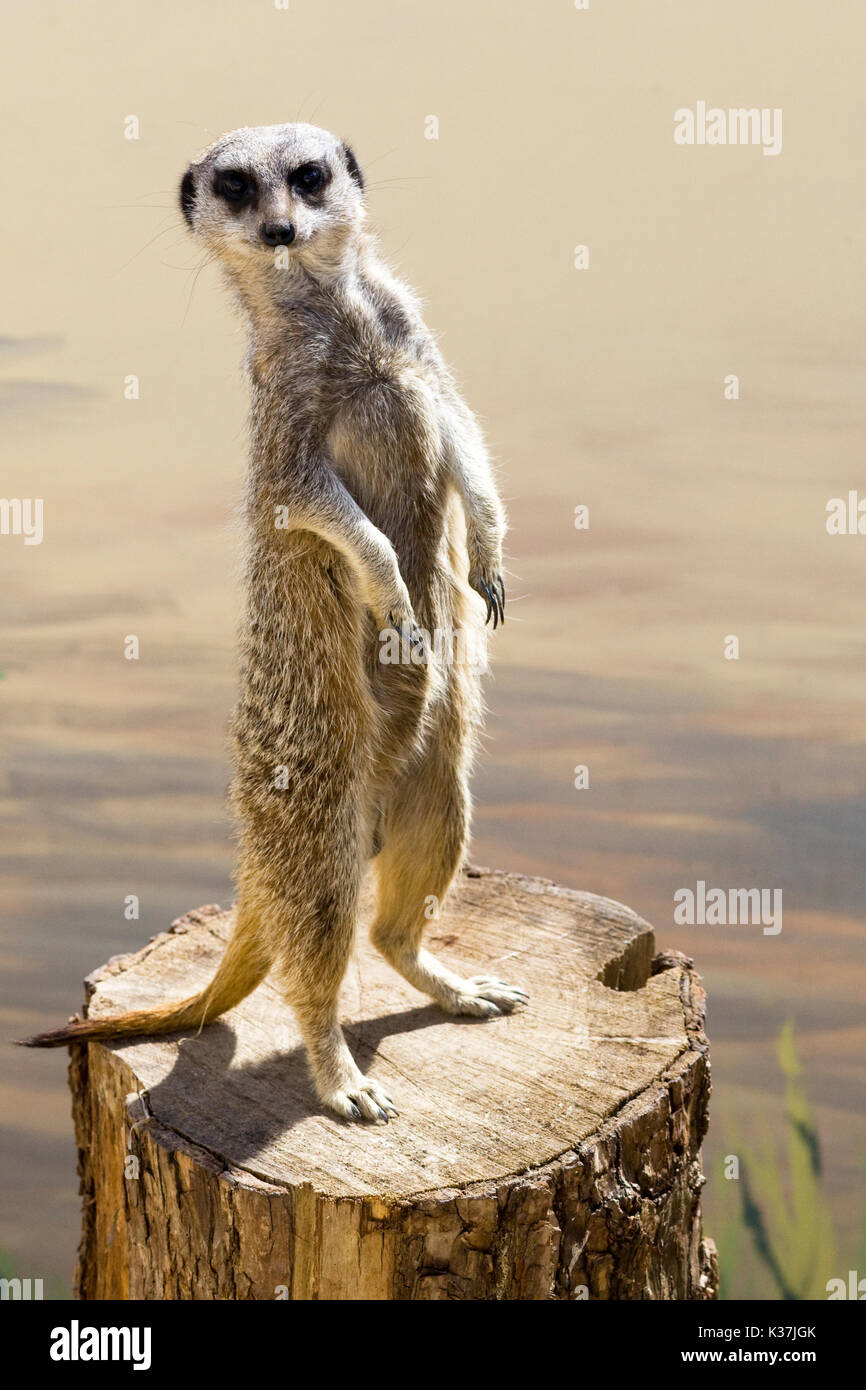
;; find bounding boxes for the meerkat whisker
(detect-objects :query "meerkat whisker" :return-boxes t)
[116,220,187,271]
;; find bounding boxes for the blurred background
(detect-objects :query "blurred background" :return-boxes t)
[2,0,864,1299]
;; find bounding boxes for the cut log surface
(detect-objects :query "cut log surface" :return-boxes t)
[70,867,717,1300]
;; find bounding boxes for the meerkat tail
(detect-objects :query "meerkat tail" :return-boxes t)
[15,912,269,1049]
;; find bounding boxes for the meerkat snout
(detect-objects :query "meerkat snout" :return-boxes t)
[260,221,296,247]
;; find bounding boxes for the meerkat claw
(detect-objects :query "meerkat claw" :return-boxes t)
[473,575,504,628]
[476,583,491,625]
[494,578,505,625]
[387,612,427,660]
[325,1077,400,1123]
[487,578,504,626]
[483,581,497,628]
[475,975,528,998]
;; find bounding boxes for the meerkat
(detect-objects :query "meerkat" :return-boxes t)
[20,123,527,1121]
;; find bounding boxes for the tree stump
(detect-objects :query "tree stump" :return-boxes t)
[68,867,717,1300]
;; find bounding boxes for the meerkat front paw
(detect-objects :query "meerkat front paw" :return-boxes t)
[442,974,528,1017]
[469,569,505,628]
[386,613,426,658]
[322,1074,399,1124]
[469,567,505,628]
[382,596,427,662]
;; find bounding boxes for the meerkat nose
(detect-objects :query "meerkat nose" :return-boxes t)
[261,221,296,247]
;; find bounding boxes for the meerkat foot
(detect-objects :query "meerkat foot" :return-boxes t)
[297,1009,399,1122]
[442,974,529,1018]
[375,943,528,1019]
[323,1076,399,1123]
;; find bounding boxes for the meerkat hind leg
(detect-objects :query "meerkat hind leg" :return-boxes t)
[259,857,397,1123]
[293,996,398,1122]
[371,771,528,1017]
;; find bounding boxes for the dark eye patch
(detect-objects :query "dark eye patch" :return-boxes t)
[214,168,256,207]
[179,168,196,225]
[290,162,329,196]
[342,144,364,191]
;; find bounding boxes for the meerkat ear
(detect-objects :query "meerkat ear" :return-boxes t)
[341,143,364,192]
[179,167,196,225]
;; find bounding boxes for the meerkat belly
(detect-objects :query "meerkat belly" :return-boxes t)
[327,367,452,608]
[328,359,440,471]
[232,538,380,830]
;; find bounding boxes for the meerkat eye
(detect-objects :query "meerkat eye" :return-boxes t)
[217,170,252,202]
[291,163,326,195]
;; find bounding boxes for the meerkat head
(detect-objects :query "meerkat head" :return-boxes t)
[179,123,365,277]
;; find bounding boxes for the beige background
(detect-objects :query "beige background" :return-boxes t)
[2,0,864,1295]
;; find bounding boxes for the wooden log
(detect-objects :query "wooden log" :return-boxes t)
[68,867,717,1300]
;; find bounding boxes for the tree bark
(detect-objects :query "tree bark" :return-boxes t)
[69,867,717,1300]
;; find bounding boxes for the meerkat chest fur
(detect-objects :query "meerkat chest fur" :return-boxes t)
[248,269,455,616]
